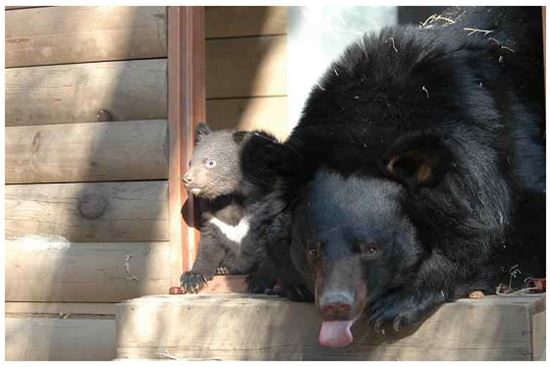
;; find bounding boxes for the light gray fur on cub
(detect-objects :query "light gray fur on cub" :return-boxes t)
[180,123,274,294]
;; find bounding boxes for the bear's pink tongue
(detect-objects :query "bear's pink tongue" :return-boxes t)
[319,320,355,347]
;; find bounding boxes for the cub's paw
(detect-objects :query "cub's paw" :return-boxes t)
[180,272,208,293]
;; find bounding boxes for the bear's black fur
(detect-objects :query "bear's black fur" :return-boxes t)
[180,123,280,293]
[242,6,545,346]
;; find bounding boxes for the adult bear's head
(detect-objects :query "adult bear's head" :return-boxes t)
[288,143,451,348]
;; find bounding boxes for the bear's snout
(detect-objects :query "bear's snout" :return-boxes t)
[319,291,353,320]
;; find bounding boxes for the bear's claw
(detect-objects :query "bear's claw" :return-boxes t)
[180,271,208,293]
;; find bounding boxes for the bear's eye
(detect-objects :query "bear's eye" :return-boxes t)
[360,243,378,258]
[205,159,216,168]
[307,241,322,261]
[308,247,320,260]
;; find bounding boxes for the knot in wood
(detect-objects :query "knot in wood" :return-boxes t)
[97,109,113,122]
[78,194,108,219]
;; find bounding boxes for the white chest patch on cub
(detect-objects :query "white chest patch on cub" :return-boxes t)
[209,216,250,244]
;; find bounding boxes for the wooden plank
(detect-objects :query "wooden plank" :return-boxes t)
[6,6,167,67]
[6,120,168,184]
[6,316,116,361]
[5,181,169,242]
[206,6,287,38]
[5,240,171,302]
[206,96,290,140]
[206,35,286,99]
[6,302,116,316]
[532,310,546,360]
[116,294,545,360]
[167,6,205,284]
[5,59,167,127]
[201,275,249,293]
[5,6,50,10]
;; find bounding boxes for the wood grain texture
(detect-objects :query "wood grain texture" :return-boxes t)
[206,6,287,38]
[6,302,116,316]
[6,317,116,360]
[116,294,545,361]
[5,59,167,126]
[6,120,168,183]
[5,6,50,10]
[206,96,290,140]
[167,6,205,284]
[6,6,167,67]
[5,181,169,242]
[206,35,286,99]
[5,240,171,302]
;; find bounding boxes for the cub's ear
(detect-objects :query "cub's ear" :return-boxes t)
[195,122,212,142]
[232,131,250,144]
[381,132,453,189]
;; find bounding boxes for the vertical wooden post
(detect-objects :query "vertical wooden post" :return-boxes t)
[167,6,205,286]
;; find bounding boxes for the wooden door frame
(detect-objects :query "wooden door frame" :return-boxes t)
[167,6,205,286]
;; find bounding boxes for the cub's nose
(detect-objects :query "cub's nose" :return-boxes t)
[319,292,353,320]
[182,173,193,185]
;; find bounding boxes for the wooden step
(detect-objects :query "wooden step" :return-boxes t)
[6,315,116,361]
[116,293,545,361]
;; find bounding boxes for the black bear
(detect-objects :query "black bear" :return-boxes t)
[244,6,545,347]
[180,123,281,293]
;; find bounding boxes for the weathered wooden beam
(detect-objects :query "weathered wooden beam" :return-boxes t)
[6,317,116,361]
[5,59,167,126]
[5,181,169,242]
[5,240,171,302]
[116,294,545,361]
[206,96,289,140]
[167,6,205,285]
[6,120,168,183]
[5,302,117,316]
[206,35,286,99]
[206,6,287,38]
[6,6,167,67]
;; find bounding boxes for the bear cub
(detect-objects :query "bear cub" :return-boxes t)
[180,123,277,293]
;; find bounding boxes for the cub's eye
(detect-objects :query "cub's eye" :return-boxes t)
[205,159,216,168]
[361,243,378,258]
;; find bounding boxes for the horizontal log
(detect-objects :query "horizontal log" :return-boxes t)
[5,59,167,126]
[5,181,169,242]
[6,302,116,316]
[206,6,287,38]
[5,240,171,302]
[6,120,168,183]
[206,96,290,140]
[6,6,167,67]
[206,35,286,99]
[116,294,545,361]
[6,317,116,361]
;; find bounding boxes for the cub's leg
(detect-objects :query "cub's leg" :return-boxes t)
[180,226,226,293]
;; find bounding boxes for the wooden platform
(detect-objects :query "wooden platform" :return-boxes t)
[116,293,546,361]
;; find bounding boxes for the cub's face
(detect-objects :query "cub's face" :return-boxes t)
[291,170,423,327]
[183,124,244,199]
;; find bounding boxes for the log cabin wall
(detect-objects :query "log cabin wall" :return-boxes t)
[205,6,289,140]
[4,6,288,360]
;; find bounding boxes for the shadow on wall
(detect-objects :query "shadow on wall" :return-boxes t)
[5,6,168,361]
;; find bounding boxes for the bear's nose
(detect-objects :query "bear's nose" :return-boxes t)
[319,292,353,320]
[182,173,193,185]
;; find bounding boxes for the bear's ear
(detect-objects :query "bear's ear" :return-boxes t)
[381,132,453,189]
[195,122,212,142]
[240,131,287,187]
